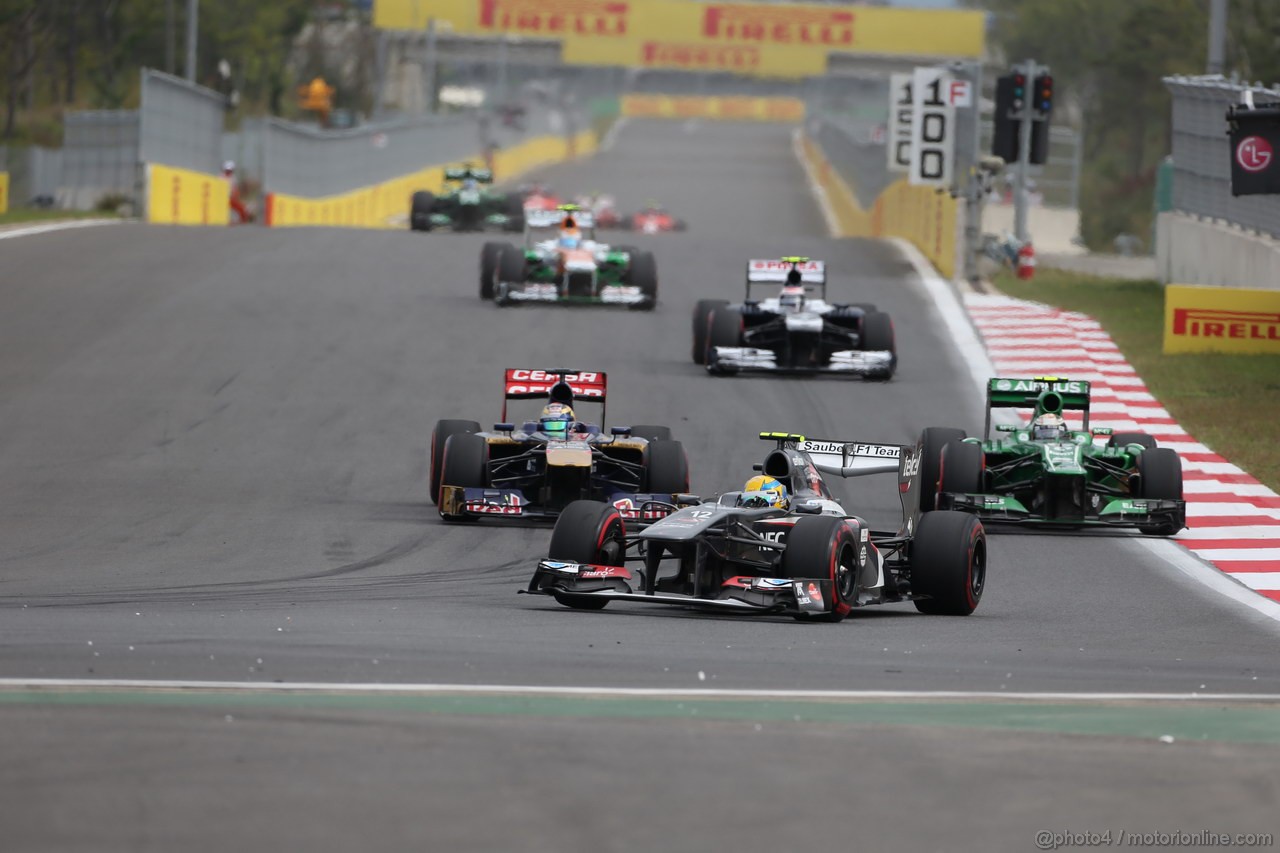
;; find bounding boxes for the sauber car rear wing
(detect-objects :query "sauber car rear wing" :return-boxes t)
[760,432,923,533]
[502,369,608,424]
[745,258,826,301]
[983,376,1092,437]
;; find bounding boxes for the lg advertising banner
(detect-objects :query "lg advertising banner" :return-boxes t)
[1227,104,1280,196]
[1164,284,1280,355]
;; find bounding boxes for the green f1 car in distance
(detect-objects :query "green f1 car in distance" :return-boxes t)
[928,377,1186,535]
[410,166,524,232]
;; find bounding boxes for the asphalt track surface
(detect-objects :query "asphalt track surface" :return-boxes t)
[1,121,1277,851]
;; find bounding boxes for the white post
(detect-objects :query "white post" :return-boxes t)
[184,0,198,83]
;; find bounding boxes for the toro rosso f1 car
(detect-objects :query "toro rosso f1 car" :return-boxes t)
[523,431,987,621]
[481,206,658,309]
[432,369,690,524]
[694,258,896,379]
[926,377,1187,535]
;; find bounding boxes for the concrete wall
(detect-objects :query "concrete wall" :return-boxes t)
[1156,212,1280,290]
[982,203,1082,255]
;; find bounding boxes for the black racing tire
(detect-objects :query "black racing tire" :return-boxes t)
[479,242,509,300]
[430,419,482,504]
[939,439,984,496]
[911,510,986,616]
[1136,447,1183,536]
[628,424,672,442]
[410,191,434,231]
[547,501,626,609]
[918,427,967,512]
[780,516,858,623]
[692,299,729,364]
[628,250,658,310]
[1109,432,1158,451]
[860,311,895,380]
[438,433,488,522]
[706,308,743,368]
[497,247,526,286]
[851,302,878,313]
[503,195,525,231]
[645,439,689,494]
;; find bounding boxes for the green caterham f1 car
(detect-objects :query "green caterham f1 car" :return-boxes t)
[925,377,1186,535]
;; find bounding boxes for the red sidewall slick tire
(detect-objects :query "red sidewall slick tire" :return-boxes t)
[548,500,626,567]
[781,516,858,622]
[911,511,985,616]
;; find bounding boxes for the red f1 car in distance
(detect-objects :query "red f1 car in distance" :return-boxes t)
[629,203,688,233]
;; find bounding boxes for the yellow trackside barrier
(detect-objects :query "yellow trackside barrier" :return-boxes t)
[620,95,805,122]
[0,171,9,215]
[266,129,598,229]
[146,163,230,225]
[797,131,957,279]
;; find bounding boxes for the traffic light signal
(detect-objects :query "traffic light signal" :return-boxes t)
[992,72,1025,163]
[1029,73,1053,164]
[1033,73,1054,116]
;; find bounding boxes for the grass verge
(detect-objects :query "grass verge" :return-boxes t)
[0,208,115,226]
[990,269,1280,493]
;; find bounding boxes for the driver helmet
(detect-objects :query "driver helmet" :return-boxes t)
[778,286,805,312]
[1031,412,1068,440]
[539,403,575,435]
[558,227,582,249]
[739,475,789,509]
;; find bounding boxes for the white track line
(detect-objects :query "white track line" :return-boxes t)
[792,128,840,239]
[0,219,122,240]
[1,678,1278,703]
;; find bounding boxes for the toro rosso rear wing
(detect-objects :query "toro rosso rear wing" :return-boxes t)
[745,258,826,300]
[984,376,1092,436]
[501,368,608,423]
[761,432,924,534]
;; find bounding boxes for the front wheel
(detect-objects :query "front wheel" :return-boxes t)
[860,311,896,380]
[479,242,509,300]
[645,439,689,494]
[917,427,967,512]
[1136,447,1183,536]
[911,511,986,615]
[627,250,658,310]
[705,308,743,371]
[939,440,984,496]
[430,419,482,504]
[438,433,489,523]
[547,501,627,609]
[780,516,858,622]
[692,299,729,364]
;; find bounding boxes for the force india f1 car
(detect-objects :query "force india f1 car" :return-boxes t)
[926,377,1187,535]
[479,206,659,309]
[432,369,690,523]
[523,431,987,621]
[694,258,896,379]
[410,166,524,232]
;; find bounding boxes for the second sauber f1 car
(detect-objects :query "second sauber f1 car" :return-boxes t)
[523,431,987,621]
[482,206,659,309]
[694,258,896,379]
[432,369,690,524]
[927,377,1187,535]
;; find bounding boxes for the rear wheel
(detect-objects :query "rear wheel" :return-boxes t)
[547,501,626,609]
[860,311,896,380]
[918,427,967,512]
[780,516,858,623]
[439,433,488,522]
[628,424,672,442]
[706,308,743,370]
[628,251,658,310]
[1136,447,1183,535]
[692,299,729,364]
[410,191,434,231]
[430,419,482,504]
[939,440,984,496]
[645,439,689,494]
[911,511,985,615]
[1109,432,1157,451]
[479,242,508,300]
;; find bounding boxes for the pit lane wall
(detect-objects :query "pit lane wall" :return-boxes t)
[797,130,956,279]
[145,164,230,226]
[263,128,597,228]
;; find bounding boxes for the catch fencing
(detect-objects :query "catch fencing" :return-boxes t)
[139,69,225,177]
[60,111,140,211]
[1164,75,1280,239]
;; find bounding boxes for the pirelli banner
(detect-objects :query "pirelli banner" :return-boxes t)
[1164,284,1280,355]
[373,0,985,78]
[620,95,804,122]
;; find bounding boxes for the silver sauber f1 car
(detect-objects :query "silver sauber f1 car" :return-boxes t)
[432,369,689,524]
[523,431,986,621]
[693,257,896,379]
